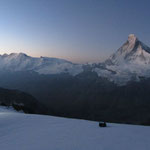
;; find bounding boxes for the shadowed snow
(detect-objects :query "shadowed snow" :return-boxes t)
[0,107,150,150]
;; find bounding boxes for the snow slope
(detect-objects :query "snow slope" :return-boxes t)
[108,34,150,65]
[1,34,150,84]
[94,34,150,84]
[0,53,83,75]
[0,107,150,150]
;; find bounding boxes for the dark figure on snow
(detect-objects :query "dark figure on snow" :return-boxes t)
[99,122,107,127]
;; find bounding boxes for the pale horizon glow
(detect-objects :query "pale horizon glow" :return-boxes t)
[0,0,150,63]
[0,50,109,64]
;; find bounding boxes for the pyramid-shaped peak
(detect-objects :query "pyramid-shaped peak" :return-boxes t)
[106,34,150,65]
[128,34,138,44]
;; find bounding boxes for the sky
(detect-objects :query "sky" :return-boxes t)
[0,0,150,63]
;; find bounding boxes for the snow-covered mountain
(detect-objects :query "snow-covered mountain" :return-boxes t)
[94,34,150,84]
[0,106,150,150]
[108,34,150,65]
[1,34,150,84]
[0,53,83,75]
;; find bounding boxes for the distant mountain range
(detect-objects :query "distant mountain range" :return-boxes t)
[1,34,150,84]
[0,52,82,75]
[0,34,150,125]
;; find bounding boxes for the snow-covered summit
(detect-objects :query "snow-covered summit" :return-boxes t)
[1,34,150,84]
[107,34,150,65]
[94,34,150,84]
[128,34,137,44]
[0,53,83,75]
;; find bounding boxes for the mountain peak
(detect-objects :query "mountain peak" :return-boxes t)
[105,34,150,65]
[128,34,138,44]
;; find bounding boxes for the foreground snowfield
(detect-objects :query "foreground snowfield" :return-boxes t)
[0,107,150,150]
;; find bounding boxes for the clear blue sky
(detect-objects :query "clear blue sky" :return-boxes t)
[0,0,150,63]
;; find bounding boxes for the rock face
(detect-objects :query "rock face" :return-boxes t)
[1,34,150,85]
[0,34,150,125]
[108,34,150,65]
[94,34,150,84]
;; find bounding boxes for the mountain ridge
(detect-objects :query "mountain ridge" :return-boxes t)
[93,34,150,84]
[0,52,83,75]
[1,34,150,84]
[107,34,150,65]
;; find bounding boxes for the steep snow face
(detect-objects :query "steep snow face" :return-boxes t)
[94,34,150,84]
[1,34,150,84]
[0,53,83,75]
[108,34,150,65]
[0,107,150,150]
